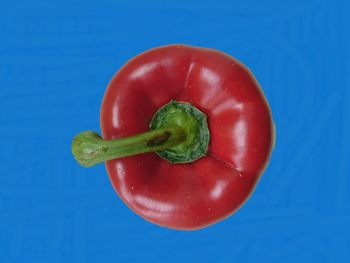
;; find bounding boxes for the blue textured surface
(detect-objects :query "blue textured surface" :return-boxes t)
[1,0,349,262]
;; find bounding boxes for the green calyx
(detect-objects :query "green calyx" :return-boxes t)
[150,100,210,163]
[72,100,210,167]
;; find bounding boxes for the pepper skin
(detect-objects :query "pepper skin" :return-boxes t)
[98,44,274,230]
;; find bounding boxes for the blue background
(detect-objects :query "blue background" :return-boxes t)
[1,0,349,262]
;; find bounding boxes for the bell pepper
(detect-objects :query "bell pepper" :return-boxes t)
[72,44,274,230]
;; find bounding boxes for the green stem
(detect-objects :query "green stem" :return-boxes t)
[72,125,186,167]
[72,100,210,167]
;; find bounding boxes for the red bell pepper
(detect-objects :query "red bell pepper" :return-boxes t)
[72,44,274,230]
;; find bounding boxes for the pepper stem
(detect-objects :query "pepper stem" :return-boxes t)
[72,126,186,167]
[72,100,210,167]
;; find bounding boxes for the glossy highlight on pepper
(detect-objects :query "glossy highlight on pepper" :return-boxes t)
[72,44,275,230]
